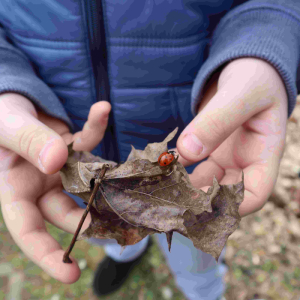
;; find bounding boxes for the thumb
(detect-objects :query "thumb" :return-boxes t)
[177,58,279,162]
[0,93,68,174]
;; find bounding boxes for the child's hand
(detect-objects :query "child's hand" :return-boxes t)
[176,58,288,217]
[0,93,110,283]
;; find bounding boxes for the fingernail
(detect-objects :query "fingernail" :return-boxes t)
[182,133,203,155]
[38,138,56,172]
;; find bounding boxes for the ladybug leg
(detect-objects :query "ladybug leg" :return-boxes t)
[173,154,179,164]
[165,169,174,176]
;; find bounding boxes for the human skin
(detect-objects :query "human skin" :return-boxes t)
[0,58,288,283]
[0,94,111,283]
[177,58,288,217]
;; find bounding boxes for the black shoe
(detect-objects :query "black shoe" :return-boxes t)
[92,238,152,296]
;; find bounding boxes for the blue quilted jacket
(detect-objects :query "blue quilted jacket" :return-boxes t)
[0,0,300,162]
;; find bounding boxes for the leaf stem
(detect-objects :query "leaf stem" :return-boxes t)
[63,164,109,263]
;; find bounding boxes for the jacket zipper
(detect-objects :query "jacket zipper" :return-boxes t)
[84,0,120,162]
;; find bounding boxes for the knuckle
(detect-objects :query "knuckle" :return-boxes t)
[18,126,43,158]
[203,114,227,141]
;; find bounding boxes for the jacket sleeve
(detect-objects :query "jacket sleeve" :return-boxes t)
[0,26,74,131]
[191,0,300,117]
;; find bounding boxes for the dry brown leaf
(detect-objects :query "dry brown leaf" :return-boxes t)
[60,128,244,260]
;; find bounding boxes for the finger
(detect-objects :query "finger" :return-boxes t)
[219,159,280,217]
[0,147,80,283]
[169,147,193,167]
[37,188,91,235]
[190,119,286,217]
[1,198,81,283]
[177,58,286,163]
[0,93,68,174]
[73,101,111,152]
[188,159,277,217]
[238,163,275,217]
[188,158,225,188]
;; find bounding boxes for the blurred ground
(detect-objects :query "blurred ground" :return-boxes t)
[224,96,300,300]
[1,97,300,300]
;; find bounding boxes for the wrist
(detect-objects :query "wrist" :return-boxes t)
[218,58,288,107]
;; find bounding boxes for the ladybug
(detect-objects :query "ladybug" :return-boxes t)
[158,151,176,166]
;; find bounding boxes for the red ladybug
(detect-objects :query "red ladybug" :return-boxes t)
[158,151,176,166]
